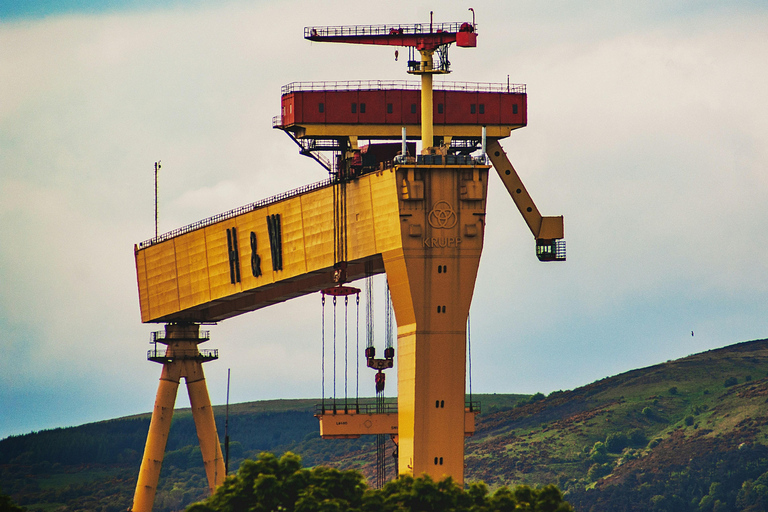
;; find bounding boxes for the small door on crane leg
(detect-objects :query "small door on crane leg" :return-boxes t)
[536,239,566,262]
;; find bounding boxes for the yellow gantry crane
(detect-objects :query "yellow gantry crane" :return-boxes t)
[130,13,563,512]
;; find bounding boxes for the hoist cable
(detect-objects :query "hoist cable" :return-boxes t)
[356,292,360,410]
[321,294,325,410]
[333,296,337,408]
[365,274,374,348]
[385,281,393,350]
[344,295,349,410]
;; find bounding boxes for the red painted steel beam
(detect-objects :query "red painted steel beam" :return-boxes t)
[306,32,459,51]
[305,23,476,51]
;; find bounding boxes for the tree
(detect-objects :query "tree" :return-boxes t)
[186,452,574,512]
[0,491,26,512]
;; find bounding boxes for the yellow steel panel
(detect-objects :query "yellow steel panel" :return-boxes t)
[345,176,376,262]
[174,229,211,311]
[143,242,180,320]
[464,410,478,436]
[316,411,478,439]
[135,248,151,323]
[205,223,241,301]
[300,187,335,272]
[317,412,398,438]
[370,171,402,254]
[539,216,564,240]
[135,170,404,322]
[234,209,275,291]
[268,198,307,278]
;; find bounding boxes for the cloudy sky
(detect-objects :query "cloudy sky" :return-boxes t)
[1,0,767,440]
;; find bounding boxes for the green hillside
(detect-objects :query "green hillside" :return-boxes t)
[3,339,768,511]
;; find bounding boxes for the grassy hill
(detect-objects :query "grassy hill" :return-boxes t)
[3,339,768,511]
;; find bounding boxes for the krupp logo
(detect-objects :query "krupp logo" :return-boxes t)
[428,200,458,229]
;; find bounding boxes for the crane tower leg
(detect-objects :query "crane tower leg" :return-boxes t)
[132,368,180,512]
[187,374,226,493]
[131,324,224,512]
[383,161,488,484]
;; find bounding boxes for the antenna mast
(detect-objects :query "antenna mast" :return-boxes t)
[154,161,161,239]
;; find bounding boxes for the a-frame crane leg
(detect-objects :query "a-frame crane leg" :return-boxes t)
[132,365,180,512]
[383,161,488,485]
[187,367,225,492]
[132,324,225,512]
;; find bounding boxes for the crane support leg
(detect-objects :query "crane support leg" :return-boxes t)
[188,375,226,493]
[132,371,180,512]
[383,160,488,484]
[131,324,224,512]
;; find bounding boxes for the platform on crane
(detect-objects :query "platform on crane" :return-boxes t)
[315,401,480,438]
[275,80,526,142]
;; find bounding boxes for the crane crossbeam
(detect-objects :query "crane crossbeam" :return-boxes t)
[305,22,476,50]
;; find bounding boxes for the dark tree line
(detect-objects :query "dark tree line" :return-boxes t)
[186,452,573,512]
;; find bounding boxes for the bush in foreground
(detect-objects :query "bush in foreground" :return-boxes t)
[186,452,573,512]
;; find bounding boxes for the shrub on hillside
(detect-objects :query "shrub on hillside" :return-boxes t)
[605,432,629,453]
[587,463,612,482]
[627,428,647,447]
[589,442,610,463]
[724,377,738,387]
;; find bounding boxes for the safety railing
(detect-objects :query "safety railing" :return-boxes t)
[281,80,525,95]
[147,348,218,361]
[137,178,334,249]
[305,22,474,40]
[465,400,482,413]
[315,399,481,415]
[151,330,210,342]
[316,399,398,415]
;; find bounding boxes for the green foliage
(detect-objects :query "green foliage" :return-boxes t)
[605,432,629,453]
[668,386,678,395]
[627,428,647,447]
[736,470,768,511]
[0,490,26,512]
[587,463,612,482]
[589,442,610,463]
[684,415,695,426]
[516,392,546,408]
[186,452,574,512]
[725,377,738,387]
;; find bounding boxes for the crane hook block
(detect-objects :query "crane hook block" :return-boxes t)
[321,285,361,297]
[375,371,386,393]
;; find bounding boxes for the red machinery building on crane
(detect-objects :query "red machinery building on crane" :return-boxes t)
[130,14,564,512]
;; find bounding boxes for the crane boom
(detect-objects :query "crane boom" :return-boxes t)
[304,22,477,50]
[487,139,565,261]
